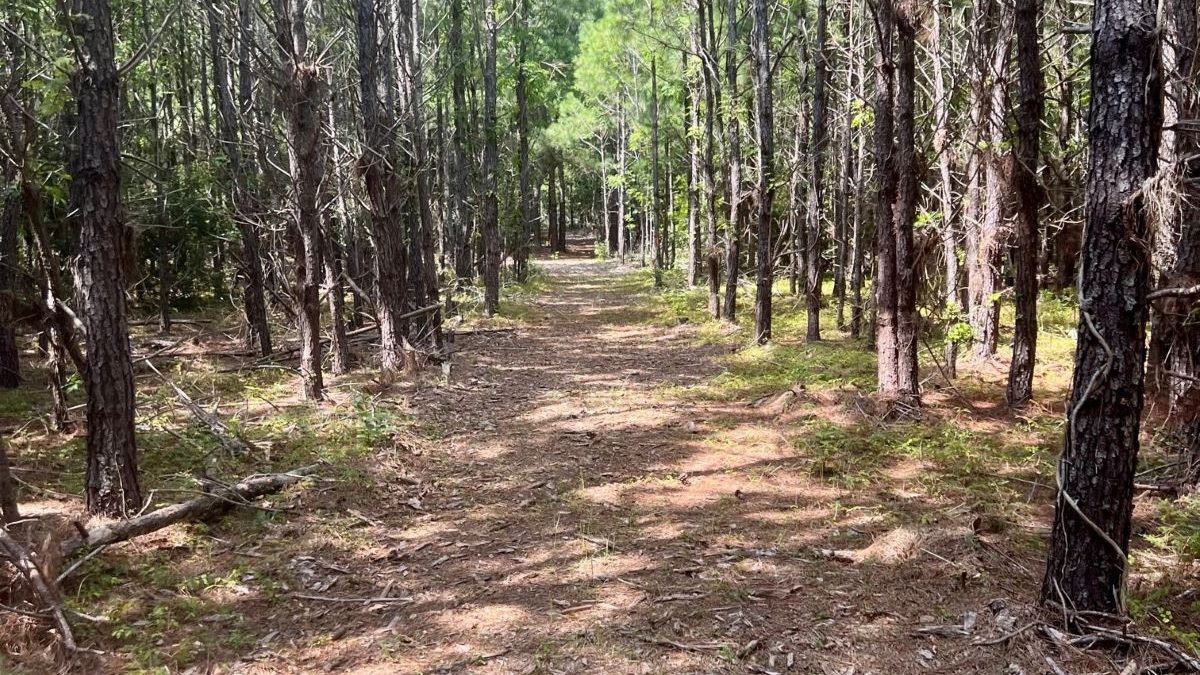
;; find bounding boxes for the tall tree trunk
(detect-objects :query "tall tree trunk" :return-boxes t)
[968,0,1009,361]
[721,0,741,323]
[0,191,19,389]
[931,0,961,378]
[515,0,532,281]
[271,0,325,400]
[1154,0,1200,480]
[398,0,441,352]
[324,102,351,376]
[1005,0,1043,406]
[354,0,409,374]
[751,0,773,344]
[894,3,919,404]
[872,0,899,396]
[651,52,664,286]
[849,20,868,340]
[547,155,560,251]
[0,27,24,389]
[698,0,721,318]
[617,106,628,262]
[67,0,142,516]
[805,0,830,341]
[449,0,472,286]
[832,0,853,332]
[557,161,569,252]
[481,0,501,315]
[686,50,702,287]
[208,0,272,357]
[1041,0,1160,614]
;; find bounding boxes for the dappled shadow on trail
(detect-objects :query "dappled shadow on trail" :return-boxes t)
[207,242,1066,675]
[45,242,1090,675]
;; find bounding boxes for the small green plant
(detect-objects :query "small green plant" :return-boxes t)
[946,321,973,346]
[351,392,394,447]
[1146,496,1200,558]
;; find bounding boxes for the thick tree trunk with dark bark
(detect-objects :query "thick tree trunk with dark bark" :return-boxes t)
[893,6,919,404]
[0,6,25,391]
[515,0,532,281]
[0,193,19,389]
[67,0,143,516]
[481,0,501,316]
[449,0,472,286]
[1005,0,1043,406]
[1041,0,1161,614]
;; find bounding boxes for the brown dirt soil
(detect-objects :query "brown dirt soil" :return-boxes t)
[5,243,1186,674]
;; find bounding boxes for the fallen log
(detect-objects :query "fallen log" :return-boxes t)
[450,327,518,337]
[61,465,318,559]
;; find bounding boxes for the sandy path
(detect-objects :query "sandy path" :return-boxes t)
[280,247,1045,675]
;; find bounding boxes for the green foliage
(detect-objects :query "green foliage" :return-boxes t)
[1146,496,1200,558]
[946,321,973,346]
[1037,289,1079,334]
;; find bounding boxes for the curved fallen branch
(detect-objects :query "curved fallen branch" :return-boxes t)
[61,465,319,559]
[0,525,76,650]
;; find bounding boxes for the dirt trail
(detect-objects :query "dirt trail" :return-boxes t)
[274,246,1046,674]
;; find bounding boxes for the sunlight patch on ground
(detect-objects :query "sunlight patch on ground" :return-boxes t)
[431,602,535,637]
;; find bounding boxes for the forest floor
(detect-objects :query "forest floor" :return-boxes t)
[3,241,1200,674]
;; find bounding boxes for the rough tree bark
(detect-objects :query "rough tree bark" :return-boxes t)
[686,49,702,288]
[872,0,899,397]
[0,31,24,389]
[353,0,409,374]
[449,0,473,286]
[751,0,773,344]
[721,0,741,322]
[67,0,143,516]
[515,0,532,281]
[270,0,325,400]
[698,0,721,319]
[1040,0,1161,615]
[931,0,961,378]
[207,0,272,357]
[1005,0,1043,406]
[804,0,830,341]
[893,2,919,404]
[397,0,442,352]
[1153,0,1200,480]
[967,0,1010,361]
[481,0,501,316]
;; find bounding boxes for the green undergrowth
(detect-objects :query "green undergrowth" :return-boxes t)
[796,418,1056,508]
[4,359,416,671]
[452,262,553,327]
